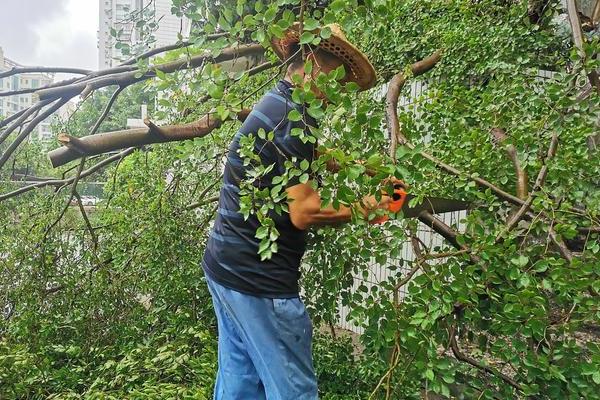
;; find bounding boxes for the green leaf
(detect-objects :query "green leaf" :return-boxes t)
[288,109,302,122]
[511,255,529,267]
[303,18,319,31]
[330,0,346,12]
[425,369,434,381]
[299,32,315,44]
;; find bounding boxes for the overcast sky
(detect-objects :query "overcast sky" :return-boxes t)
[0,0,99,70]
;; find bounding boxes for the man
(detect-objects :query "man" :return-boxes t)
[202,24,388,399]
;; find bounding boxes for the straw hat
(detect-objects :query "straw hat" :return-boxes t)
[271,23,377,91]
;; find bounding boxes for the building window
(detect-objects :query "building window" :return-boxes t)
[32,79,39,88]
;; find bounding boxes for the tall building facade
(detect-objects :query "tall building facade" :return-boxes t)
[98,0,191,68]
[0,47,55,141]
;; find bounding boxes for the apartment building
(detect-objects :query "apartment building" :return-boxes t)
[0,47,54,141]
[98,0,191,68]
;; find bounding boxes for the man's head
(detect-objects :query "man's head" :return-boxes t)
[284,44,346,98]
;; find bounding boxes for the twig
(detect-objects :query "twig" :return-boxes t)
[548,225,573,262]
[0,148,136,202]
[188,196,220,210]
[43,158,87,240]
[73,191,99,251]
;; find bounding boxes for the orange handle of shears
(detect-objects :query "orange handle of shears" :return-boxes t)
[371,184,407,225]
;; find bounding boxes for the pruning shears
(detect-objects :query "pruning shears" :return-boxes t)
[372,183,470,224]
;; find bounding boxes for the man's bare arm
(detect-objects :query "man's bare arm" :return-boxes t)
[286,182,389,230]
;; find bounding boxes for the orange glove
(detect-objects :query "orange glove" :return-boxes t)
[371,183,408,224]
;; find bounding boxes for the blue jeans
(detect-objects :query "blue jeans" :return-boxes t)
[205,275,318,400]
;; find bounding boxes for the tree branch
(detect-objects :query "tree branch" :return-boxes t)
[0,99,53,145]
[490,128,529,200]
[0,77,80,98]
[0,97,69,169]
[387,51,442,158]
[497,132,559,239]
[120,32,229,66]
[73,191,99,251]
[448,323,522,392]
[0,148,136,202]
[566,0,600,94]
[47,109,250,167]
[36,44,264,101]
[0,67,90,79]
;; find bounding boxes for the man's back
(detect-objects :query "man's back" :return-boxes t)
[202,79,316,298]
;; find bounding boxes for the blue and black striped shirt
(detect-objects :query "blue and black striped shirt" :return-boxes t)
[202,80,316,297]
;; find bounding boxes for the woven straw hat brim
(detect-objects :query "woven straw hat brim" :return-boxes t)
[271,23,377,91]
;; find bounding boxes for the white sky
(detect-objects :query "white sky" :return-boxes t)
[0,0,99,71]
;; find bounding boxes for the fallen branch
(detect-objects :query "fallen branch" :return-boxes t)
[46,59,278,168]
[0,77,80,98]
[0,99,53,145]
[48,109,250,167]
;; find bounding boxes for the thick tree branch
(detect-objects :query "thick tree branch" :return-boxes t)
[0,77,80,98]
[48,109,250,167]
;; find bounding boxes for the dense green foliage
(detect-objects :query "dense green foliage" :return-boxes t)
[1,0,599,399]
